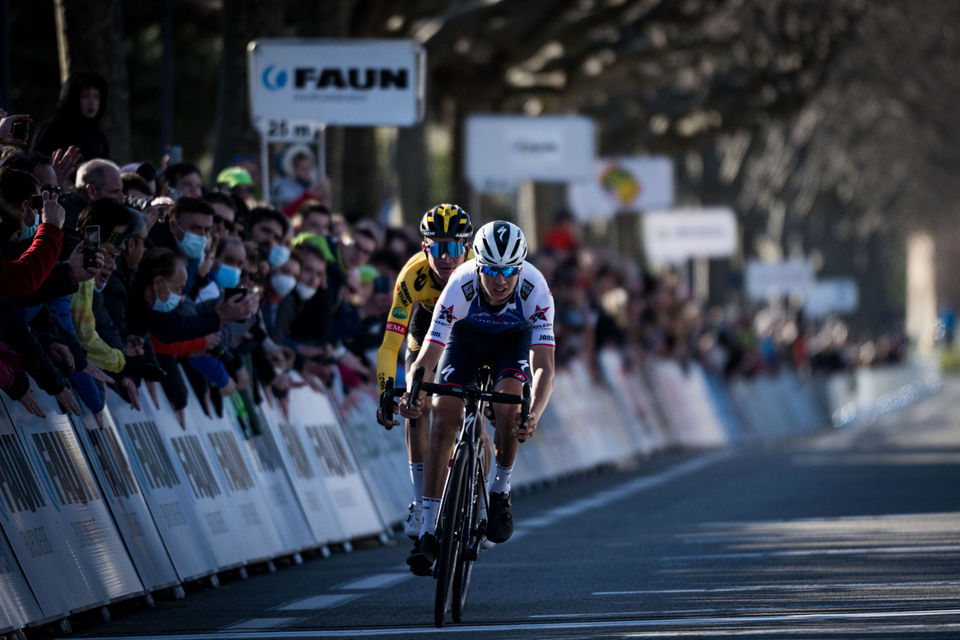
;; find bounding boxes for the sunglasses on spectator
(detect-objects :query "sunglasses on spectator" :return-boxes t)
[41,184,62,195]
[425,240,466,258]
[214,215,234,231]
[479,265,520,278]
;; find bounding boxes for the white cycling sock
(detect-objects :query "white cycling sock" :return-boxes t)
[420,496,441,537]
[490,463,513,494]
[409,462,424,505]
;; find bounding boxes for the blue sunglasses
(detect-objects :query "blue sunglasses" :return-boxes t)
[479,264,520,278]
[425,241,467,258]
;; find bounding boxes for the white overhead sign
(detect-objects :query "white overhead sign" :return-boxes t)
[805,278,859,317]
[568,156,675,221]
[465,115,595,192]
[643,207,737,264]
[745,259,814,300]
[247,39,425,128]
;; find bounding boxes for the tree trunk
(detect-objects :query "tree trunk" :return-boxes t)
[211,0,283,187]
[396,123,429,226]
[340,127,381,220]
[54,0,131,162]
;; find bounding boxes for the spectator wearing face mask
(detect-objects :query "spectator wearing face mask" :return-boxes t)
[244,206,291,282]
[149,196,214,293]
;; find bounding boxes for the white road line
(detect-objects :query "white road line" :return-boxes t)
[332,572,411,590]
[64,608,960,639]
[661,544,960,561]
[273,593,360,611]
[223,617,305,630]
[593,580,960,595]
[510,452,733,545]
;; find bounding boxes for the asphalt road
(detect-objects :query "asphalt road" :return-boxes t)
[58,377,960,639]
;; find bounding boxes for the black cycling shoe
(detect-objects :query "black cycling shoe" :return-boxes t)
[486,491,513,543]
[406,533,439,576]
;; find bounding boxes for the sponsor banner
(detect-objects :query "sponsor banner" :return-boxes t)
[111,388,223,580]
[335,389,409,526]
[805,278,859,317]
[211,394,317,555]
[466,115,595,192]
[181,389,286,564]
[286,389,384,540]
[745,259,814,300]
[643,207,738,264]
[261,394,345,545]
[0,387,143,616]
[248,39,425,127]
[74,392,180,591]
[0,524,42,632]
[568,156,675,221]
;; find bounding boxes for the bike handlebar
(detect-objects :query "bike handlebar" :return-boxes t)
[380,366,532,440]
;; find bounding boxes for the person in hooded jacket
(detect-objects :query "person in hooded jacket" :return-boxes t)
[32,70,110,162]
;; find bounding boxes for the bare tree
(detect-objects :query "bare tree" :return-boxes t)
[54,0,132,161]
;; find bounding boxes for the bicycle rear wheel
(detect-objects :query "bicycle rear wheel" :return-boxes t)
[452,457,484,622]
[434,445,470,628]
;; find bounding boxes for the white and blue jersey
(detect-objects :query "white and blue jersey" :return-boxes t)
[426,259,555,348]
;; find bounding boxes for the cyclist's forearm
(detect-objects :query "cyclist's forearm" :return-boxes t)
[410,342,443,391]
[530,365,554,416]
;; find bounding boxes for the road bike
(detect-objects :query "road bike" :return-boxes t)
[382,365,529,627]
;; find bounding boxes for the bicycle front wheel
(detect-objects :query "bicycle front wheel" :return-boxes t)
[452,456,484,622]
[434,445,470,628]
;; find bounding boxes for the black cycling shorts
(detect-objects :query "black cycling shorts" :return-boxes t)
[434,322,532,389]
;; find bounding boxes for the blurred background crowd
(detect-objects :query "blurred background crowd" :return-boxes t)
[0,69,902,429]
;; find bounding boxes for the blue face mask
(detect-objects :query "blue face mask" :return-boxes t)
[178,230,206,260]
[214,264,241,290]
[269,244,291,269]
[19,219,39,242]
[152,288,181,313]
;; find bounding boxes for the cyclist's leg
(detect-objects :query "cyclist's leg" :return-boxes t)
[484,327,532,543]
[403,345,430,537]
[412,325,480,536]
[489,326,533,471]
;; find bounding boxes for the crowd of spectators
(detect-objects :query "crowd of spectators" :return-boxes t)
[0,70,903,431]
[536,213,906,382]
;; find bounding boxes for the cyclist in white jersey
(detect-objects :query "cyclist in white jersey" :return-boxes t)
[399,221,556,576]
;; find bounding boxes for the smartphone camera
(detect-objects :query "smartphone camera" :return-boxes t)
[29,194,44,212]
[10,120,28,142]
[83,225,101,269]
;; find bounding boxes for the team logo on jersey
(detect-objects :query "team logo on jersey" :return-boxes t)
[461,281,475,301]
[385,322,407,335]
[391,307,408,319]
[413,268,428,291]
[398,282,412,306]
[438,303,457,324]
[529,305,550,322]
[519,279,534,300]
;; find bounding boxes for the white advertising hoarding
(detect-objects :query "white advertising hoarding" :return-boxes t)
[805,278,859,317]
[568,156,675,221]
[465,115,595,192]
[643,207,737,264]
[745,259,815,300]
[247,39,425,130]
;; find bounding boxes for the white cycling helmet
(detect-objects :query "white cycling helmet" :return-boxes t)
[473,221,527,267]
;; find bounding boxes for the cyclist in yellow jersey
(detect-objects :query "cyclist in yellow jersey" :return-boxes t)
[376,204,492,539]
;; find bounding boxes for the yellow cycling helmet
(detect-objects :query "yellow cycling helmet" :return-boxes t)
[420,203,473,240]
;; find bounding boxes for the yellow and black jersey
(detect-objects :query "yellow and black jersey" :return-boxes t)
[376,249,472,393]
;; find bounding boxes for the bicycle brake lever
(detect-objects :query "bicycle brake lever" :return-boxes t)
[406,366,424,411]
[518,382,531,443]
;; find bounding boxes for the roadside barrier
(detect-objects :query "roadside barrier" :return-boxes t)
[0,352,941,635]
